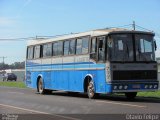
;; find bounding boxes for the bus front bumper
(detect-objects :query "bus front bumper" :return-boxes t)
[111,81,159,93]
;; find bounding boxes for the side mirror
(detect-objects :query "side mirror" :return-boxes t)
[154,41,157,51]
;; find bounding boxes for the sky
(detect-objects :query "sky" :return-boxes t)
[0,0,160,64]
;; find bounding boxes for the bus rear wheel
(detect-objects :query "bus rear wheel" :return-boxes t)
[38,78,52,94]
[125,92,137,100]
[87,80,97,99]
[38,78,45,94]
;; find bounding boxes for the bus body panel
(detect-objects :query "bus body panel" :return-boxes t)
[25,29,159,97]
[26,61,109,93]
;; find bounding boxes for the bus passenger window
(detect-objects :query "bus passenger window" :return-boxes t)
[53,42,63,56]
[27,46,34,59]
[90,38,97,60]
[53,42,58,56]
[34,45,40,59]
[76,38,82,54]
[43,43,52,57]
[64,41,70,55]
[69,39,75,55]
[57,41,63,56]
[98,37,105,62]
[82,37,89,54]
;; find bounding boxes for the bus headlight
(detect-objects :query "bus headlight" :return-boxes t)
[119,85,123,90]
[154,85,158,89]
[124,85,128,90]
[149,85,153,89]
[144,85,148,89]
[113,86,117,90]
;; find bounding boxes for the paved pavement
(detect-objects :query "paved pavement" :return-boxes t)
[0,87,160,120]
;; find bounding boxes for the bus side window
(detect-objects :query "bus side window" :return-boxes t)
[43,43,52,57]
[34,45,40,59]
[69,39,76,55]
[90,38,97,60]
[64,40,70,55]
[27,46,34,59]
[53,42,58,56]
[57,41,63,56]
[82,37,89,54]
[76,38,82,55]
[53,41,63,56]
[98,37,105,62]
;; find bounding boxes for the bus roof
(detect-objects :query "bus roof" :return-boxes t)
[27,28,154,46]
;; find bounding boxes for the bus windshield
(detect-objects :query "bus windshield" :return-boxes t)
[108,34,134,62]
[135,34,155,61]
[108,34,155,62]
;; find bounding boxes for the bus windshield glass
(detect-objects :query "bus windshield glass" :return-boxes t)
[135,34,155,61]
[108,34,155,62]
[108,34,134,62]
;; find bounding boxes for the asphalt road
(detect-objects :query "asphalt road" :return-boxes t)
[0,87,160,120]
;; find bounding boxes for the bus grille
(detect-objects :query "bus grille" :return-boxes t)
[113,70,157,80]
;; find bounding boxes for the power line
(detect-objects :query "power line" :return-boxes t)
[0,37,35,41]
[0,23,159,41]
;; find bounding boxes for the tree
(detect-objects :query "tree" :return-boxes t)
[0,61,25,70]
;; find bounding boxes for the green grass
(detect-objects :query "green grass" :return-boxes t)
[137,91,160,98]
[112,91,160,99]
[0,81,26,88]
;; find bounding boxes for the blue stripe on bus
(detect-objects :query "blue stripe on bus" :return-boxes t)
[26,62,94,67]
[26,63,105,70]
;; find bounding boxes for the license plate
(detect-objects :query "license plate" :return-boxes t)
[132,84,140,89]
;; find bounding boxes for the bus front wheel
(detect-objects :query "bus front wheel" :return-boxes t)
[125,92,137,100]
[87,80,97,99]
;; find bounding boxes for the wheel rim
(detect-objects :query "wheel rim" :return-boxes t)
[38,79,43,93]
[88,81,95,98]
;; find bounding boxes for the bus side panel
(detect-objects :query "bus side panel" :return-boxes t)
[42,71,52,89]
[51,70,68,91]
[71,70,88,92]
[91,69,106,93]
[31,71,40,89]
[26,69,32,88]
[68,70,77,91]
[26,70,39,89]
[61,71,69,91]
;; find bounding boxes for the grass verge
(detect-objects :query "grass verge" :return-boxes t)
[137,91,160,98]
[0,81,26,88]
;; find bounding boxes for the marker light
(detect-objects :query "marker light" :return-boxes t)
[144,85,148,89]
[124,85,128,90]
[119,85,123,90]
[154,85,158,89]
[149,85,153,89]
[114,86,117,90]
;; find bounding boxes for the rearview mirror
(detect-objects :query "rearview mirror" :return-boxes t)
[154,40,157,51]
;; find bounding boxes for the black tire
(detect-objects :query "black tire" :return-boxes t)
[87,80,97,99]
[125,92,137,100]
[38,78,45,94]
[37,78,52,94]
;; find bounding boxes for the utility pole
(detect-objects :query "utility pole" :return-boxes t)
[132,21,136,30]
[0,57,7,81]
[0,56,7,69]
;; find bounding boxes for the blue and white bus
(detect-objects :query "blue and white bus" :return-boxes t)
[26,28,159,99]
